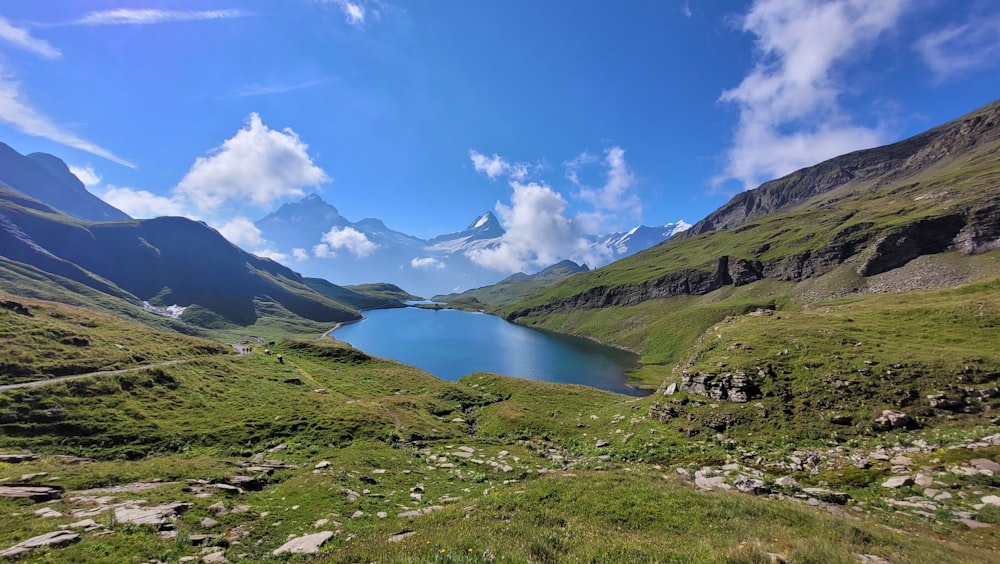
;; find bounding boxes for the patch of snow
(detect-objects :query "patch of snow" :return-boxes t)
[473,213,490,229]
[142,302,186,319]
[667,220,692,236]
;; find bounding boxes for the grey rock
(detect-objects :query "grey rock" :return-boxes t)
[873,410,915,431]
[881,476,914,489]
[272,531,335,556]
[0,530,80,558]
[114,501,192,527]
[388,531,417,543]
[0,485,63,502]
[970,458,1000,473]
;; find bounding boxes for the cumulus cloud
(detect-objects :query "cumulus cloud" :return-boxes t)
[174,113,329,213]
[100,185,187,218]
[567,146,640,232]
[411,257,444,270]
[714,0,904,190]
[292,248,309,261]
[0,67,135,168]
[916,11,1000,81]
[314,226,378,258]
[466,181,609,273]
[217,216,265,247]
[469,150,528,181]
[69,164,101,187]
[70,9,251,26]
[0,15,60,59]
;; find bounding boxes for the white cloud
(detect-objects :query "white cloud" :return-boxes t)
[681,1,693,18]
[233,78,333,98]
[466,181,609,273]
[69,164,101,187]
[0,15,60,59]
[0,67,135,168]
[916,12,1000,81]
[714,0,904,190]
[314,226,378,258]
[100,185,187,218]
[568,146,640,232]
[411,257,444,270]
[292,248,309,261]
[71,9,251,26]
[217,216,265,247]
[469,150,528,181]
[174,113,329,213]
[254,249,288,262]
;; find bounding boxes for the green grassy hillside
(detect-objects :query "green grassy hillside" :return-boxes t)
[2,299,999,561]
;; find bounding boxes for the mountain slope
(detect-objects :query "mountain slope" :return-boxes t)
[500,98,1000,393]
[0,143,129,222]
[683,99,1000,238]
[433,259,589,309]
[0,189,366,328]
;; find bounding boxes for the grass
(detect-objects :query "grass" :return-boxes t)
[1,299,999,561]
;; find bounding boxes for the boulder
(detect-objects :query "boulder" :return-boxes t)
[0,485,63,502]
[272,531,335,556]
[881,476,914,489]
[0,530,80,558]
[873,410,915,431]
[114,501,192,527]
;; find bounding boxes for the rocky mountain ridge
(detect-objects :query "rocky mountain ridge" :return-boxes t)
[506,98,1000,322]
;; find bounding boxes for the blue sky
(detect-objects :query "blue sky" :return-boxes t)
[0,0,998,270]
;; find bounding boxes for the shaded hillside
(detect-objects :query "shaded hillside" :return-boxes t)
[0,143,129,222]
[0,189,365,327]
[683,99,1000,237]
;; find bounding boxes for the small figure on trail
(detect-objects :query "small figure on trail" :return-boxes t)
[277,354,284,364]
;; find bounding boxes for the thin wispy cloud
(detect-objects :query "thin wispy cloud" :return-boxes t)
[327,0,366,26]
[69,9,251,26]
[916,11,1000,82]
[0,15,60,58]
[0,68,135,168]
[714,0,904,191]
[232,78,334,98]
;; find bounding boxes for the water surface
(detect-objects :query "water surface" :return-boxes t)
[334,307,646,396]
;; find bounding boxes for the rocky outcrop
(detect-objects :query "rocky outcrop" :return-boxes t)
[679,371,760,403]
[0,530,80,558]
[857,214,966,276]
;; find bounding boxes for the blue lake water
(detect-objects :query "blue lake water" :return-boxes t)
[334,307,648,396]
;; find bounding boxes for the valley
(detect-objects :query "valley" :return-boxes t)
[0,95,999,563]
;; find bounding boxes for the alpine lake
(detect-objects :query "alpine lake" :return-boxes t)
[333,306,648,396]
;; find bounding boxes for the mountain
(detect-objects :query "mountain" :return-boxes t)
[433,259,589,309]
[0,187,409,330]
[0,142,129,222]
[682,99,1000,238]
[426,212,505,252]
[255,194,687,297]
[592,221,692,257]
[502,98,1000,393]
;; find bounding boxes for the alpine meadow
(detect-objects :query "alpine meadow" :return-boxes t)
[1,2,1000,563]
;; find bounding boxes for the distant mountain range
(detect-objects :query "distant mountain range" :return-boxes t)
[255,194,689,297]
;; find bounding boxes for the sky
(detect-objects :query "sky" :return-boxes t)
[0,0,998,272]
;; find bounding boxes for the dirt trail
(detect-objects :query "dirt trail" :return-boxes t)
[0,360,191,391]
